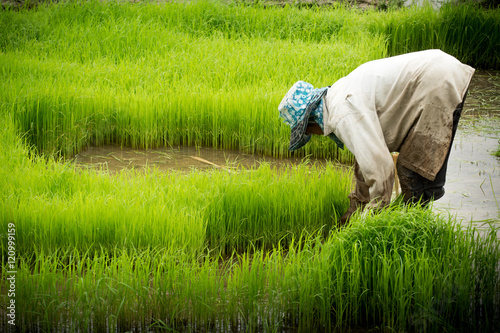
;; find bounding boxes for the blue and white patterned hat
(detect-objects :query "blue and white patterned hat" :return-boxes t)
[278,81,329,151]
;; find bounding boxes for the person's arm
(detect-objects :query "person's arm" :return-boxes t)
[335,111,395,210]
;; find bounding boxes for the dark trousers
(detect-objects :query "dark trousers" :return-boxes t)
[396,94,467,205]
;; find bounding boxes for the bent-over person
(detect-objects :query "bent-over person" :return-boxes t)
[278,49,474,225]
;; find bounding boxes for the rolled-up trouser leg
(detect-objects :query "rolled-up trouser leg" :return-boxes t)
[397,95,466,205]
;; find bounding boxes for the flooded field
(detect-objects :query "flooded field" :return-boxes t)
[433,117,499,224]
[73,71,500,224]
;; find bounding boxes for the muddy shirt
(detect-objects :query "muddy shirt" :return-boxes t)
[323,49,475,209]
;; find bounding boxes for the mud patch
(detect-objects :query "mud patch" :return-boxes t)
[72,144,332,173]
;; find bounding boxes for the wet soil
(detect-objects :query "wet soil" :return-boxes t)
[72,144,332,173]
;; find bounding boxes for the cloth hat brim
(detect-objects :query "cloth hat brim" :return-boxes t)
[288,88,329,151]
[278,81,330,151]
[288,108,313,151]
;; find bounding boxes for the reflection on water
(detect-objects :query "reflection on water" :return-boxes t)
[72,71,500,225]
[433,118,500,224]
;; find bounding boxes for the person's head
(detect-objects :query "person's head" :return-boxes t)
[278,81,327,151]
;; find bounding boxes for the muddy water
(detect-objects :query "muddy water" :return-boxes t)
[433,117,499,224]
[72,71,500,225]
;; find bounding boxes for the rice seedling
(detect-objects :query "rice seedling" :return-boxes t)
[4,204,498,332]
[204,163,351,254]
[0,145,352,257]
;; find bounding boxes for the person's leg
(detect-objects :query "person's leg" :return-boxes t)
[397,163,434,205]
[397,95,466,205]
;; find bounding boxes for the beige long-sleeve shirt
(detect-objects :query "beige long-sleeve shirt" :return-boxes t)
[323,49,475,208]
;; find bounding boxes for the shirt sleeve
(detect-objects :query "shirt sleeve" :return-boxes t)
[334,107,395,209]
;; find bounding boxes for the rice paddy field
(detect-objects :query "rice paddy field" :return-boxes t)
[1,1,500,332]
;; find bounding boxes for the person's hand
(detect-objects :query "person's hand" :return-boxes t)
[338,196,366,228]
[339,211,352,227]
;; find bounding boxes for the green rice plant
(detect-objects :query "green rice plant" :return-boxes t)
[0,0,357,48]
[0,14,383,161]
[3,197,500,332]
[204,163,351,255]
[369,3,500,69]
[0,0,383,162]
[279,206,500,332]
[3,0,496,164]
[0,162,351,257]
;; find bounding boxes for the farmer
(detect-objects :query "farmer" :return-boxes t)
[278,49,474,225]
